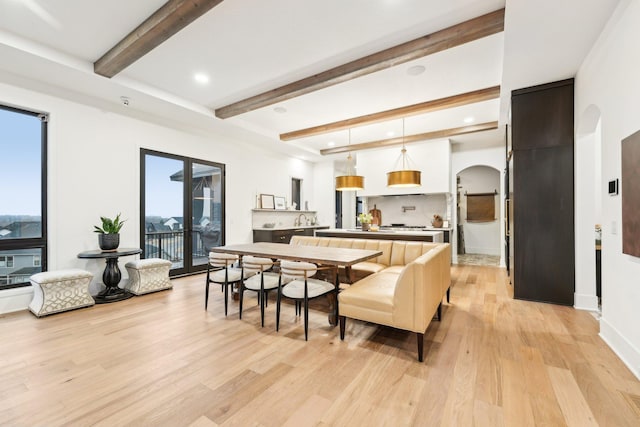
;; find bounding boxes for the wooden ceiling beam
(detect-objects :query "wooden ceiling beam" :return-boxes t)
[94,0,224,78]
[215,8,505,119]
[320,121,499,155]
[282,86,500,141]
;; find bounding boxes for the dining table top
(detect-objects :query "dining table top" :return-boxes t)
[208,242,381,267]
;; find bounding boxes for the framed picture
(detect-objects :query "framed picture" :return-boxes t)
[260,194,275,209]
[274,196,286,210]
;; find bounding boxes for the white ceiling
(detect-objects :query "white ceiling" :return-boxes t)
[0,0,621,161]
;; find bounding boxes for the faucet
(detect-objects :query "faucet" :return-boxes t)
[295,213,308,226]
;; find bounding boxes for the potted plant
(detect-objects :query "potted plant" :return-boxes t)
[94,213,126,251]
[358,212,373,231]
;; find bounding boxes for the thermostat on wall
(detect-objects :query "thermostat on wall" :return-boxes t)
[608,179,619,195]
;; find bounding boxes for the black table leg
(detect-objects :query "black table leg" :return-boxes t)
[94,257,133,304]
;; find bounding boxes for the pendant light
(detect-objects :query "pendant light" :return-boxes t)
[335,129,364,191]
[387,119,421,188]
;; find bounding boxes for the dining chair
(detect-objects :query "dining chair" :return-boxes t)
[206,252,254,316]
[239,256,288,326]
[276,260,336,340]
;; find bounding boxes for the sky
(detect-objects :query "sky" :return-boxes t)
[145,155,184,218]
[0,107,42,216]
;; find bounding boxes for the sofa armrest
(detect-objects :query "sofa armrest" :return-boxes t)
[392,244,450,332]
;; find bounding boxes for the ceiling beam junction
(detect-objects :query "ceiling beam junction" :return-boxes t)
[94,0,224,78]
[320,121,499,155]
[215,8,505,119]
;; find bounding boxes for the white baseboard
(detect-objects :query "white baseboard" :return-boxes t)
[600,317,640,380]
[574,293,599,312]
[0,286,33,314]
[463,246,500,256]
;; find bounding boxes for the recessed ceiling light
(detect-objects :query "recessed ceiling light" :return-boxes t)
[463,116,475,124]
[194,73,209,84]
[327,141,335,147]
[274,106,287,114]
[386,131,395,137]
[407,65,426,76]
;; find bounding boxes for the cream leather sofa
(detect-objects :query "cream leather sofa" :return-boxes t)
[289,236,451,361]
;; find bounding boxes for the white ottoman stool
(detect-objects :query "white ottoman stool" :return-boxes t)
[125,258,172,295]
[29,269,94,317]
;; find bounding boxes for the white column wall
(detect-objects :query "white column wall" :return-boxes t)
[575,0,640,379]
[0,82,315,313]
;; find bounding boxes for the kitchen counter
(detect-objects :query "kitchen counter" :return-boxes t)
[315,228,443,243]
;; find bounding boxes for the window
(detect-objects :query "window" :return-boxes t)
[0,105,47,289]
[0,256,15,268]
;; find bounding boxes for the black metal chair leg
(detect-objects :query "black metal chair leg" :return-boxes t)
[224,282,229,316]
[447,286,451,303]
[304,298,309,341]
[417,333,424,362]
[239,282,244,319]
[339,316,346,340]
[205,267,211,310]
[276,279,282,331]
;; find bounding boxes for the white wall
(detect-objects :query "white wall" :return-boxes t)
[357,139,451,196]
[451,145,505,266]
[457,166,501,256]
[365,194,447,227]
[575,0,640,378]
[0,81,315,313]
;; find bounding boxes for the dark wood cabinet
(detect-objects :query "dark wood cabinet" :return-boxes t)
[253,227,322,244]
[511,79,575,305]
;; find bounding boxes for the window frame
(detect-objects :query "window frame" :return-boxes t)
[0,104,48,290]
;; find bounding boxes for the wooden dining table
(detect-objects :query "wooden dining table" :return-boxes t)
[209,242,382,325]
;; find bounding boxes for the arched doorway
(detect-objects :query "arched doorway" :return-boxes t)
[456,165,501,266]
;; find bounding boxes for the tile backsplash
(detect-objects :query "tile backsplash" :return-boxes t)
[365,194,448,227]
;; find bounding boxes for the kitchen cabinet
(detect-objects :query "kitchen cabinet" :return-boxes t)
[511,79,574,305]
[253,226,328,244]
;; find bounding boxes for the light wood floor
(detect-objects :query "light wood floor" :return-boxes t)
[1,265,640,426]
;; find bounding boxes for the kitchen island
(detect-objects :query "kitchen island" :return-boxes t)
[315,228,443,243]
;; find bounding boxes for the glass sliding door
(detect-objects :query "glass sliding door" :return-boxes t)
[191,162,223,268]
[141,150,225,276]
[142,152,187,275]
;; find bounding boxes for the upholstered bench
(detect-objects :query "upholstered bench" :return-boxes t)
[125,258,172,295]
[29,269,94,317]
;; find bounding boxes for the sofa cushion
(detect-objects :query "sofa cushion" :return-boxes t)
[352,261,386,275]
[339,271,397,313]
[379,265,405,275]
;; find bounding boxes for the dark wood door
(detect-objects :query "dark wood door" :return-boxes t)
[513,146,574,304]
[511,78,574,305]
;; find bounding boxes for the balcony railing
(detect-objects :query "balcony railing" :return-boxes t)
[144,230,212,269]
